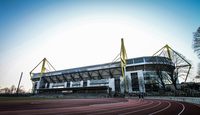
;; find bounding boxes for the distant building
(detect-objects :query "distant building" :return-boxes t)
[31,56,175,96]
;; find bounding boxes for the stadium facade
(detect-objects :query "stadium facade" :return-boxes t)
[31,56,175,96]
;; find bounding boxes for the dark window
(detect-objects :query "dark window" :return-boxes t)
[135,65,144,71]
[126,59,133,64]
[144,65,155,71]
[145,57,151,62]
[115,78,120,93]
[157,57,165,63]
[126,66,135,71]
[67,82,70,87]
[131,73,139,91]
[134,58,144,63]
[83,81,87,87]
[34,82,37,89]
[145,57,157,62]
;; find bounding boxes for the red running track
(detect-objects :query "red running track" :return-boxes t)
[0,98,200,115]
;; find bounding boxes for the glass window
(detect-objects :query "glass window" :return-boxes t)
[144,57,151,62]
[145,57,157,62]
[126,59,133,64]
[134,58,144,63]
[157,57,164,62]
[131,73,139,91]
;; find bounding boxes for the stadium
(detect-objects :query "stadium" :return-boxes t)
[30,39,191,97]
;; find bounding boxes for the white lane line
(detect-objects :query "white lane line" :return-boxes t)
[63,99,142,115]
[90,100,154,115]
[75,100,142,113]
[120,100,162,115]
[177,102,185,115]
[0,100,137,115]
[148,101,171,115]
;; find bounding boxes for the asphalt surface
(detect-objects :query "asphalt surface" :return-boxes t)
[0,98,200,115]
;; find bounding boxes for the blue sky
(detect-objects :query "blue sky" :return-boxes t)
[0,0,200,90]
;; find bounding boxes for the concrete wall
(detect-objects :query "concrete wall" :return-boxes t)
[146,96,200,105]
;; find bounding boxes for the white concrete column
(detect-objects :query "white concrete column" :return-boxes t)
[127,73,133,93]
[120,76,125,94]
[64,82,67,88]
[87,80,90,87]
[138,70,146,93]
[109,78,115,92]
[80,81,83,87]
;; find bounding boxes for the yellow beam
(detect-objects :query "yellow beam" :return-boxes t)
[120,38,127,78]
[40,58,46,78]
[120,38,128,93]
[165,44,172,60]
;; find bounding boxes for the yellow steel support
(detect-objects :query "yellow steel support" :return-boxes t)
[30,59,44,78]
[165,45,172,60]
[40,58,47,78]
[120,38,128,92]
[120,38,127,78]
[153,44,192,82]
[30,58,56,78]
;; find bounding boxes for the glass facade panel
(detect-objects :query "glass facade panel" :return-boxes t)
[134,58,144,63]
[145,57,157,62]
[157,57,165,62]
[131,73,139,91]
[143,71,173,92]
[135,65,144,71]
[126,59,133,64]
[145,57,151,62]
[143,71,159,91]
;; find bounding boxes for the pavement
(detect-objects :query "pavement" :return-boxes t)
[0,98,200,115]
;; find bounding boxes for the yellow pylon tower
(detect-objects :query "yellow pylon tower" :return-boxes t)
[120,38,128,93]
[153,44,191,82]
[30,58,56,79]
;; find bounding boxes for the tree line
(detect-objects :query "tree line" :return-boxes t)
[0,85,27,94]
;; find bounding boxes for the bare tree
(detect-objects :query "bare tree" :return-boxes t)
[17,86,26,94]
[193,27,200,58]
[193,26,200,78]
[0,87,11,94]
[0,85,26,94]
[195,63,200,81]
[10,85,16,94]
[156,69,166,90]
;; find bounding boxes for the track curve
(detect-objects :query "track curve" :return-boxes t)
[0,98,200,115]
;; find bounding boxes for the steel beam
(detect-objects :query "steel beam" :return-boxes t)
[97,70,103,79]
[55,75,62,82]
[109,69,114,78]
[48,76,56,83]
[62,74,68,82]
[70,74,75,81]
[42,77,49,83]
[78,72,83,80]
[87,71,92,79]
